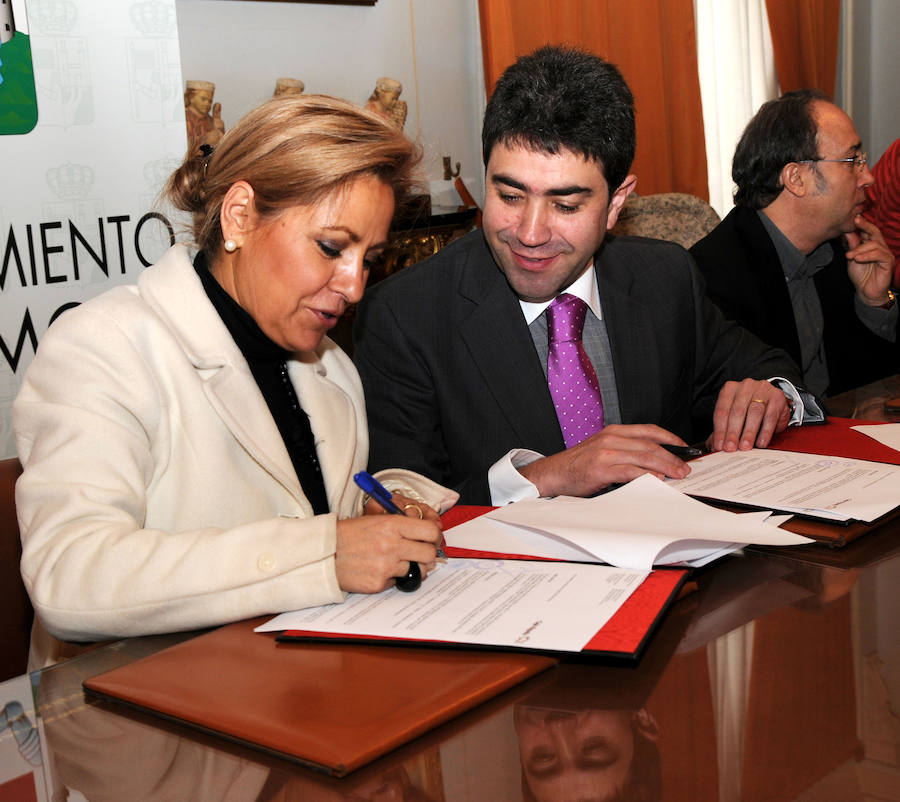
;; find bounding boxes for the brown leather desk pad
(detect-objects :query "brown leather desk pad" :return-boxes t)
[83,616,555,776]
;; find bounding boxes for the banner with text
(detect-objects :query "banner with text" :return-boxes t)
[0,0,187,457]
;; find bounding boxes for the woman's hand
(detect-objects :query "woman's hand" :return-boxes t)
[335,512,443,594]
[362,491,440,522]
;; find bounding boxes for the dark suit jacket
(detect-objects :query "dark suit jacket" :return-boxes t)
[353,230,802,504]
[690,206,898,397]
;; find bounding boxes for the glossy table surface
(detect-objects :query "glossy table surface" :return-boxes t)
[2,384,900,801]
[825,374,900,423]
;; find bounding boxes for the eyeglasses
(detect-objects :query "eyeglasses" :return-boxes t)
[801,152,868,171]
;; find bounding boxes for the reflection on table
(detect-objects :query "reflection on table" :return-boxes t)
[825,374,900,422]
[6,539,896,801]
[3,383,900,801]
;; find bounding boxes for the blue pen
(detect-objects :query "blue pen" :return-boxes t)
[354,470,406,515]
[354,471,447,559]
[353,471,423,592]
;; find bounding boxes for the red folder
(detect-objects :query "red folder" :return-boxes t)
[441,419,900,554]
[280,505,689,661]
[760,417,900,546]
[771,416,900,466]
[280,568,686,660]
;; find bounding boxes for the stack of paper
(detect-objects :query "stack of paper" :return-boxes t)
[257,559,652,653]
[445,473,810,570]
[667,448,900,522]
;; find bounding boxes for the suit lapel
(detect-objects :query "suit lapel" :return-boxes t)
[597,249,664,425]
[202,364,303,499]
[734,208,803,363]
[457,243,564,454]
[140,247,307,505]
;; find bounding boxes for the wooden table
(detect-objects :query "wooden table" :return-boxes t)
[825,374,900,422]
[16,542,899,801]
[6,381,900,801]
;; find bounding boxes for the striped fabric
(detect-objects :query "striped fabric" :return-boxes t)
[865,138,900,286]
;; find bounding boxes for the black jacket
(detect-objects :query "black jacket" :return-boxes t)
[354,230,802,504]
[691,206,898,397]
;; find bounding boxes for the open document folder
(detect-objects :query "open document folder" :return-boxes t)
[257,561,687,657]
[667,448,900,523]
[444,474,810,570]
[261,561,650,653]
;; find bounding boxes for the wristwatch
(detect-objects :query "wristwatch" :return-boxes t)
[878,289,896,310]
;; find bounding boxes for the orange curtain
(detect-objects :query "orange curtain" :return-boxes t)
[477,0,709,199]
[765,0,841,95]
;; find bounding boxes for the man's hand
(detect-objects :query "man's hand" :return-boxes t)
[518,424,692,498]
[710,379,790,452]
[846,215,896,306]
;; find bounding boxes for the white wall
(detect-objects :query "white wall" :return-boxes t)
[0,0,186,458]
[864,0,900,162]
[174,0,486,208]
[841,0,900,164]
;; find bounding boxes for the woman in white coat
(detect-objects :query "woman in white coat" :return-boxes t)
[13,94,457,667]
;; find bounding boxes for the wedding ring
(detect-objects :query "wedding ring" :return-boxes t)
[403,503,424,519]
[751,398,766,405]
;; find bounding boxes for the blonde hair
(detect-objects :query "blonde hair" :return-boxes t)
[165,94,421,255]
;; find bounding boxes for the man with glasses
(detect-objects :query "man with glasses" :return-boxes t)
[691,90,898,397]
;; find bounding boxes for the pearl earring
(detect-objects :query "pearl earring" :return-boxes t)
[224,239,237,253]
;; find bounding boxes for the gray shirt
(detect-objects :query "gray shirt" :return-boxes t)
[758,211,897,397]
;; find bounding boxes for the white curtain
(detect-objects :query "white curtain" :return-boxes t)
[707,623,756,802]
[694,0,778,218]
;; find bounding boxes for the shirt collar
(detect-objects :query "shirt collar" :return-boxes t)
[518,263,601,324]
[757,210,833,280]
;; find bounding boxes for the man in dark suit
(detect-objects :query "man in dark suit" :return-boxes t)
[691,90,898,398]
[354,46,811,506]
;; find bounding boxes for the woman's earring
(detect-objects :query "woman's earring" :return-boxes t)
[224,239,237,253]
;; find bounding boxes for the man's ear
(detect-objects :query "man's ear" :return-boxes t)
[632,708,661,742]
[606,174,638,230]
[780,163,808,199]
[220,180,256,246]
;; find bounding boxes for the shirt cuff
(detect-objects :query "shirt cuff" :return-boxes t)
[770,376,825,425]
[488,448,543,505]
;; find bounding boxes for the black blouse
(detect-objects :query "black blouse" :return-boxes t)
[194,252,330,515]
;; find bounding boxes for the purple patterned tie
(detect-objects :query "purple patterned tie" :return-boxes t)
[546,293,604,448]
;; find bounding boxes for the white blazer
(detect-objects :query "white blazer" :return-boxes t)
[14,245,456,666]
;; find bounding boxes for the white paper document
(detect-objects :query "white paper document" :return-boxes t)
[445,474,809,571]
[852,423,900,453]
[667,448,900,522]
[257,559,648,653]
